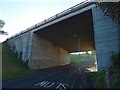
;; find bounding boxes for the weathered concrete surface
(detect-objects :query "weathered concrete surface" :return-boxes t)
[7,32,70,70]
[92,6,120,71]
[29,33,70,69]
[7,31,33,64]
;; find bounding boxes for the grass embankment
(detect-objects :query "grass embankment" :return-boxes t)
[92,52,120,88]
[70,54,95,64]
[2,42,35,80]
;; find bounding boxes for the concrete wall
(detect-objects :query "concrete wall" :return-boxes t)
[92,6,120,71]
[7,31,70,70]
[7,31,33,65]
[29,33,70,69]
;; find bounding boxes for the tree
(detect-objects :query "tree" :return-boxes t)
[97,2,120,24]
[0,20,8,35]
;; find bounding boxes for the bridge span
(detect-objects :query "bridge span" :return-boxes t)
[7,2,120,71]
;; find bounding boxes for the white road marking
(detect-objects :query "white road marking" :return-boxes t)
[34,80,69,90]
[56,83,68,90]
[43,82,55,88]
[56,83,62,89]
[34,81,48,87]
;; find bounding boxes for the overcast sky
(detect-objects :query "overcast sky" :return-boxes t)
[0,0,87,42]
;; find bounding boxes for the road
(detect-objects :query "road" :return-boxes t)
[2,61,95,89]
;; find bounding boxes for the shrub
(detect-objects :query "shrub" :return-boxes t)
[110,52,120,88]
[111,52,120,66]
[92,70,106,88]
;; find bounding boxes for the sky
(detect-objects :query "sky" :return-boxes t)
[0,0,86,42]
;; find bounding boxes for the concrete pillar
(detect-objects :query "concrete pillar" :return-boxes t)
[92,6,120,71]
[29,33,70,69]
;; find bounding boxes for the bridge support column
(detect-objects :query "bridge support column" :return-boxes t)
[92,7,120,71]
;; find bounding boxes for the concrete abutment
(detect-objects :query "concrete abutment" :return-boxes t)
[29,33,70,69]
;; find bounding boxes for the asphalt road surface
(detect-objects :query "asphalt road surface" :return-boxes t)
[2,61,95,89]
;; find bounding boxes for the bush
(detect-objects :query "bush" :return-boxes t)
[110,52,120,88]
[111,69,120,88]
[111,52,120,66]
[92,70,106,88]
[92,52,120,88]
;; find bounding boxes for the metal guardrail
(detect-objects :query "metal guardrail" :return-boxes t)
[8,0,94,40]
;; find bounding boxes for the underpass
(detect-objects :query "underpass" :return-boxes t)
[3,1,119,89]
[6,1,119,72]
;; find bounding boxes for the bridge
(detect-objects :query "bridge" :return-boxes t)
[6,2,120,71]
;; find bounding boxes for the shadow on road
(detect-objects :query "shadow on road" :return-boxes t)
[72,69,97,89]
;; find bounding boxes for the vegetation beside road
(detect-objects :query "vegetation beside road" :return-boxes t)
[92,70,106,88]
[92,52,120,88]
[2,42,35,80]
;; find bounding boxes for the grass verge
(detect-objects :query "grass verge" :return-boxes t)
[70,54,95,64]
[92,52,120,88]
[2,42,35,80]
[92,70,106,88]
[92,69,120,88]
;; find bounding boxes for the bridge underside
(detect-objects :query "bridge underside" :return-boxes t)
[34,9,95,53]
[29,9,95,69]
